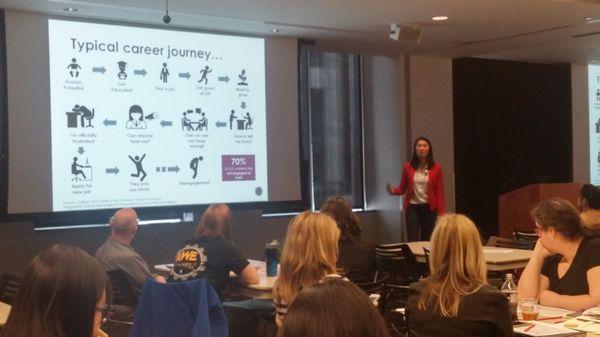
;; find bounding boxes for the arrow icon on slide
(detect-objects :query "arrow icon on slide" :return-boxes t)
[215,121,226,128]
[160,120,173,127]
[218,76,230,83]
[103,119,117,126]
[241,102,247,109]
[167,166,180,173]
[179,72,191,79]
[77,147,85,155]
[105,167,120,175]
[134,69,147,76]
[92,66,106,74]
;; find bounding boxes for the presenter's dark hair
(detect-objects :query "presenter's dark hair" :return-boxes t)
[195,203,233,241]
[277,278,390,337]
[410,136,434,170]
[1,244,107,337]
[581,184,600,209]
[320,195,362,241]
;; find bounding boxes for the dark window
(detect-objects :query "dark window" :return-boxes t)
[299,46,364,209]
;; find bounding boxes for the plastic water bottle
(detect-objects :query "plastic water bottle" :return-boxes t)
[265,240,280,277]
[501,273,518,321]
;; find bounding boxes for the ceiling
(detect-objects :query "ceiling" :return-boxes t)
[2,0,600,63]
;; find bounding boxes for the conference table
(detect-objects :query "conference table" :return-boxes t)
[406,241,533,272]
[0,301,11,326]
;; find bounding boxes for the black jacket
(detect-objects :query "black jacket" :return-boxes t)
[406,280,514,337]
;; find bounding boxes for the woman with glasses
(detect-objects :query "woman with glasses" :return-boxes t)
[405,213,513,337]
[518,198,600,311]
[1,244,110,337]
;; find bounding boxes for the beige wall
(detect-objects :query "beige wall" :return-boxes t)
[407,55,455,212]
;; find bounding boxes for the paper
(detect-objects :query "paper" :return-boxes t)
[538,305,576,317]
[514,322,580,336]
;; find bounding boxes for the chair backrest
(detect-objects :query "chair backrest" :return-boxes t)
[513,230,538,243]
[107,269,138,308]
[353,277,386,295]
[0,273,22,304]
[487,236,534,250]
[130,279,228,337]
[374,243,422,280]
[422,247,431,276]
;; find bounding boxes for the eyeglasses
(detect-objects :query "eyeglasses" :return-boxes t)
[96,304,114,324]
[534,224,544,235]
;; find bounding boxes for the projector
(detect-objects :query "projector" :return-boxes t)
[163,14,171,24]
[389,23,422,43]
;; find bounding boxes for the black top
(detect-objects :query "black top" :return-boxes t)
[338,236,377,278]
[170,236,249,297]
[406,280,514,337]
[541,236,600,296]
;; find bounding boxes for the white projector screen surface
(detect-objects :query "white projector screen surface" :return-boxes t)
[589,64,600,185]
[48,20,267,211]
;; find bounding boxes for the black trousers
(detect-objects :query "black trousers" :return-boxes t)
[406,203,437,242]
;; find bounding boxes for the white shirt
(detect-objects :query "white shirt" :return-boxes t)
[410,169,429,204]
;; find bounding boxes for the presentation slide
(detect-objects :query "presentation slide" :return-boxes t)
[590,65,600,185]
[48,20,268,211]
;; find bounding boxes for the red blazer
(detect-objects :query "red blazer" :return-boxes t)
[391,162,445,214]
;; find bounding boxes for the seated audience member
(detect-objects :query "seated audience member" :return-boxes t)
[277,278,390,337]
[170,204,260,337]
[321,196,376,279]
[273,211,341,326]
[1,244,109,337]
[170,203,258,295]
[406,214,513,337]
[518,198,600,311]
[579,184,600,236]
[95,208,165,296]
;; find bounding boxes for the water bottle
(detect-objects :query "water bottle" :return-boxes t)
[265,240,280,277]
[500,273,518,321]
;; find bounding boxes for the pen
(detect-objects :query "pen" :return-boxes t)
[524,323,535,332]
[536,316,564,321]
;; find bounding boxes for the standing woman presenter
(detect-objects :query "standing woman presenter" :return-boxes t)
[387,136,445,241]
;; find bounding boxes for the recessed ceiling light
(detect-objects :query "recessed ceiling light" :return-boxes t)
[592,60,597,63]
[432,16,448,21]
[271,28,281,33]
[63,7,78,12]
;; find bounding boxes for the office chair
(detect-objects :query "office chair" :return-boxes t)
[0,273,21,304]
[513,230,538,244]
[487,236,534,250]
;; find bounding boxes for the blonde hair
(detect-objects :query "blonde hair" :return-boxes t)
[417,213,487,317]
[273,211,340,306]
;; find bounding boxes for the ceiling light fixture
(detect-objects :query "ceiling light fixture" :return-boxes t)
[63,7,78,12]
[432,16,448,21]
[271,28,281,33]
